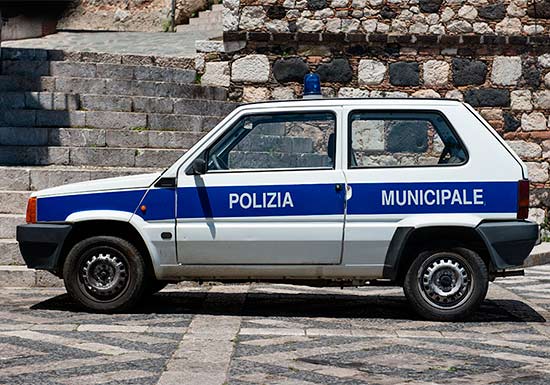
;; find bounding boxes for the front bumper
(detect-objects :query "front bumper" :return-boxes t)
[16,224,72,272]
[476,221,539,270]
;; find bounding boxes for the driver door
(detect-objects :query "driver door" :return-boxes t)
[175,107,346,265]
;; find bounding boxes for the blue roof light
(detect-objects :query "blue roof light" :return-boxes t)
[303,73,322,99]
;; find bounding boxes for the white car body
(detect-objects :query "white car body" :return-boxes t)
[20,98,536,285]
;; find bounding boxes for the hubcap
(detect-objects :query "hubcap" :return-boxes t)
[419,255,472,309]
[80,251,128,300]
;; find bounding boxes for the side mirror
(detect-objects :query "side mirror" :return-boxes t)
[187,158,207,175]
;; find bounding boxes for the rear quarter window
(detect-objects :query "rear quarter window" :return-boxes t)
[348,111,467,168]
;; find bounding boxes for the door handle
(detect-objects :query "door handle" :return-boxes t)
[335,184,343,192]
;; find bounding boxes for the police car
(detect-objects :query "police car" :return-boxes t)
[16,92,538,320]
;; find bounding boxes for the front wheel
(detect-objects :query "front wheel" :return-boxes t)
[403,247,488,321]
[63,236,147,312]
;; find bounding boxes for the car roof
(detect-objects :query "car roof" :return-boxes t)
[236,97,465,112]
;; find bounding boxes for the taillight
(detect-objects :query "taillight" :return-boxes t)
[517,180,529,220]
[26,197,37,224]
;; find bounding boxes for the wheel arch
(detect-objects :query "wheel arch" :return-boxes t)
[56,219,155,279]
[385,226,492,284]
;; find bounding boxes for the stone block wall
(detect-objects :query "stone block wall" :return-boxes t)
[223,0,549,35]
[196,0,550,228]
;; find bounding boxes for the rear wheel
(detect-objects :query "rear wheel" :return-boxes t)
[63,236,147,312]
[403,247,488,321]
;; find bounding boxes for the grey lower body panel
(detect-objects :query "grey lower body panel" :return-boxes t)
[156,264,384,281]
[476,221,539,269]
[16,223,72,272]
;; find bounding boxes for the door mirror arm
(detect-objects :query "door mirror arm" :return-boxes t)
[186,158,207,175]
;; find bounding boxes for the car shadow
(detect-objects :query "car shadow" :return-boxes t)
[30,290,547,323]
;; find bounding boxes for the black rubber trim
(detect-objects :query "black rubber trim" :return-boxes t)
[16,223,72,272]
[476,221,539,269]
[382,226,414,280]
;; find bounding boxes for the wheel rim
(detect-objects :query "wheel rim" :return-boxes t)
[418,253,473,310]
[78,247,129,302]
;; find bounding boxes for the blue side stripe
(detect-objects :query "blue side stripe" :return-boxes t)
[177,184,346,219]
[36,181,519,222]
[37,189,147,222]
[347,181,518,215]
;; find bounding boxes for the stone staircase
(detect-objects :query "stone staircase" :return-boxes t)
[0,47,235,287]
[176,3,223,38]
[0,47,326,287]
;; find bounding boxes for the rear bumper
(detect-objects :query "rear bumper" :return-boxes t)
[476,221,539,270]
[16,223,72,272]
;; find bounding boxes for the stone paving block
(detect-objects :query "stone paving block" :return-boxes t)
[30,169,92,190]
[0,240,24,265]
[173,99,237,116]
[55,77,106,94]
[134,66,195,83]
[0,167,30,191]
[0,127,49,146]
[69,147,136,167]
[104,79,134,95]
[1,47,48,61]
[0,267,36,287]
[147,131,203,149]
[50,62,97,78]
[50,128,106,147]
[0,93,26,109]
[2,60,50,76]
[80,94,132,112]
[0,215,25,238]
[147,114,204,131]
[53,93,80,111]
[0,146,69,166]
[96,63,134,80]
[132,97,174,114]
[85,111,147,129]
[134,149,184,168]
[0,191,28,215]
[35,271,63,287]
[105,130,149,148]
[0,110,36,127]
[35,111,86,127]
[24,92,53,110]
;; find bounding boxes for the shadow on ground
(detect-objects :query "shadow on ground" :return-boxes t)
[31,290,546,323]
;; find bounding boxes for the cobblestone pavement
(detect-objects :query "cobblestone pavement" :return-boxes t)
[2,31,210,57]
[0,265,549,385]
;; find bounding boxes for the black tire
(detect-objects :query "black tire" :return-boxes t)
[63,236,147,312]
[403,247,488,321]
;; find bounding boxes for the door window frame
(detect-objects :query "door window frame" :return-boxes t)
[345,109,470,170]
[185,107,344,175]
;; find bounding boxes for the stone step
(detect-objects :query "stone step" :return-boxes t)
[0,240,24,266]
[0,146,188,168]
[2,60,197,84]
[0,76,227,100]
[0,47,196,69]
[0,109,223,130]
[0,92,238,115]
[0,127,206,149]
[0,214,25,239]
[0,165,161,191]
[0,191,29,214]
[0,127,313,152]
[0,266,62,287]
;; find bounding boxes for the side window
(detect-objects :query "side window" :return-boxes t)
[349,111,467,168]
[206,112,336,171]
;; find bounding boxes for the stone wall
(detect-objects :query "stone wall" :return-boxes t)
[224,0,550,35]
[194,0,550,227]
